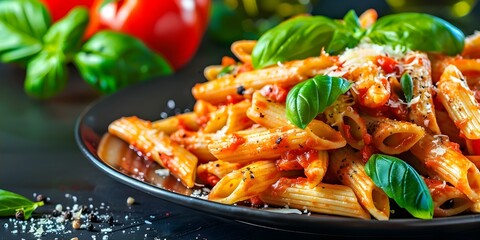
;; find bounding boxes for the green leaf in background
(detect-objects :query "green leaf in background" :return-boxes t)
[0,189,44,220]
[327,10,365,54]
[364,154,434,219]
[0,0,51,63]
[74,31,173,94]
[251,16,342,69]
[286,75,352,129]
[24,48,68,98]
[43,7,90,56]
[400,72,413,103]
[367,13,465,56]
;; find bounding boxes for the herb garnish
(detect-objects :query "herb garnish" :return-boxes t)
[364,154,434,219]
[0,189,44,220]
[286,75,352,129]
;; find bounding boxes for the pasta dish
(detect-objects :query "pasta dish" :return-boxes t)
[99,9,480,220]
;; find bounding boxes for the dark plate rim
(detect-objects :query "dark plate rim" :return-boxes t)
[74,73,480,236]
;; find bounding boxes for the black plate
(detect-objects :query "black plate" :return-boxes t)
[75,70,480,236]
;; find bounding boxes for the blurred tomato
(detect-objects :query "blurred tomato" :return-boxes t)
[86,0,211,70]
[40,0,94,22]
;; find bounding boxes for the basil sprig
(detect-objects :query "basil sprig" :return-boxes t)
[286,75,352,129]
[251,11,464,69]
[0,189,44,220]
[74,31,173,94]
[252,11,364,69]
[24,7,89,98]
[0,0,51,63]
[364,154,434,219]
[367,13,464,56]
[400,72,413,103]
[0,0,173,98]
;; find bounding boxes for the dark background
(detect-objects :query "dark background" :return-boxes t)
[1,0,480,239]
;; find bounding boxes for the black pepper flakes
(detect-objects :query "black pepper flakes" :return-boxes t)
[15,210,25,221]
[88,213,97,222]
[275,137,282,144]
[107,215,114,226]
[64,211,73,220]
[86,223,94,231]
[236,85,246,95]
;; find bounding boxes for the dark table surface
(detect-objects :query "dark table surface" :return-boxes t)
[2,9,480,239]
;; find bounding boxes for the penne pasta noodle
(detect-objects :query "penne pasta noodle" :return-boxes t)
[231,40,256,63]
[425,178,473,217]
[259,178,371,219]
[169,129,220,163]
[325,95,368,150]
[329,146,390,220]
[152,112,200,135]
[403,51,441,134]
[192,55,335,104]
[208,160,294,204]
[197,160,244,187]
[108,116,198,188]
[410,134,480,202]
[208,125,345,163]
[436,64,480,140]
[364,116,425,155]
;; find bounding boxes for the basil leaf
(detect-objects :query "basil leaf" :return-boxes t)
[43,7,89,56]
[367,13,464,56]
[0,0,51,63]
[327,10,365,54]
[400,72,413,103]
[24,48,68,98]
[0,189,44,220]
[251,16,342,69]
[364,154,434,219]
[74,31,173,94]
[286,75,352,129]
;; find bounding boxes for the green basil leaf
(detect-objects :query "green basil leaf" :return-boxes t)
[0,0,51,63]
[0,189,44,220]
[364,154,434,219]
[24,49,68,98]
[286,75,352,129]
[43,7,89,55]
[367,13,464,56]
[251,16,342,69]
[74,31,173,94]
[400,72,413,103]
[327,10,365,54]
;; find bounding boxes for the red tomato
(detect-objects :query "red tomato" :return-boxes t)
[40,0,94,22]
[86,0,211,70]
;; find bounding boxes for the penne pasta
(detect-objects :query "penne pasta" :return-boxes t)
[152,112,200,135]
[425,178,473,217]
[403,52,441,134]
[208,125,345,163]
[259,178,371,219]
[192,55,335,104]
[364,116,425,155]
[436,64,480,140]
[208,160,294,204]
[325,95,368,150]
[197,160,244,187]
[108,116,198,188]
[101,18,480,220]
[329,146,390,220]
[410,134,480,202]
